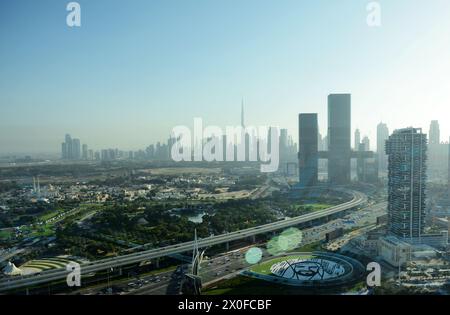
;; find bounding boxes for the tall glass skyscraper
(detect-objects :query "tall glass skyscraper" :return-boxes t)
[385,128,427,240]
[298,113,318,187]
[327,94,351,185]
[377,122,389,174]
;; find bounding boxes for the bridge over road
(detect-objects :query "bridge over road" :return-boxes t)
[0,189,366,293]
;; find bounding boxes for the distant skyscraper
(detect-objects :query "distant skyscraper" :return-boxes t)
[356,142,378,183]
[354,129,361,151]
[429,120,440,145]
[318,132,324,151]
[222,135,227,162]
[82,144,88,160]
[428,120,445,179]
[65,134,73,159]
[327,94,351,185]
[322,135,328,151]
[101,149,108,161]
[61,142,67,160]
[356,143,365,181]
[88,149,94,160]
[377,122,389,174]
[72,138,81,160]
[385,127,427,240]
[280,128,288,162]
[299,113,318,187]
[362,136,370,151]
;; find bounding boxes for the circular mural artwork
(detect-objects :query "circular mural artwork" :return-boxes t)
[270,257,346,281]
[245,252,365,287]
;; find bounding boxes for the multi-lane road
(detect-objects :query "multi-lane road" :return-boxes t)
[71,247,255,295]
[83,200,385,296]
[0,189,366,293]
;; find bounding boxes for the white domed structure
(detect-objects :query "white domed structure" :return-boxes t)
[3,261,22,276]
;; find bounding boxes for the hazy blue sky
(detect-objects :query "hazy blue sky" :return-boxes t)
[1,0,450,154]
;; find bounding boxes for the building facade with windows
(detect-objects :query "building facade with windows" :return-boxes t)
[385,127,427,240]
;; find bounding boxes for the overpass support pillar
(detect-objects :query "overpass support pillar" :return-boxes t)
[251,235,256,243]
[225,242,230,251]
[154,257,160,269]
[119,267,123,276]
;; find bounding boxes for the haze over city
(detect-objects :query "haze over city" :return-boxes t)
[3,0,450,304]
[1,0,450,154]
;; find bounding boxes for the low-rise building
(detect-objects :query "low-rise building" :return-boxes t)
[378,235,412,267]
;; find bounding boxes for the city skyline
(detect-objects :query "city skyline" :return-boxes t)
[3,112,450,160]
[2,1,450,154]
[2,0,450,300]
[2,110,449,168]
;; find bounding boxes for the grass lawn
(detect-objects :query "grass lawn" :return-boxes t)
[249,254,313,275]
[309,203,333,210]
[0,229,13,240]
[287,241,323,253]
[39,209,64,221]
[294,203,332,212]
[31,224,54,237]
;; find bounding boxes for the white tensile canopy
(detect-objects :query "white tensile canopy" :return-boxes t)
[3,261,22,276]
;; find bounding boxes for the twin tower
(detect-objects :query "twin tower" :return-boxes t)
[298,94,373,187]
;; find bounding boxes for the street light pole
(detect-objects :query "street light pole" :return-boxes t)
[107,267,113,294]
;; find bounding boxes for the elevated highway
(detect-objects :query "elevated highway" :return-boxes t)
[0,189,366,293]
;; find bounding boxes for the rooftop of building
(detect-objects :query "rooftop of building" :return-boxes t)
[393,127,423,135]
[380,235,412,247]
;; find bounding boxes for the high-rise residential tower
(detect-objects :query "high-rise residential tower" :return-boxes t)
[299,113,318,187]
[385,127,427,240]
[377,122,389,174]
[354,129,361,151]
[327,94,351,185]
[429,120,440,145]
